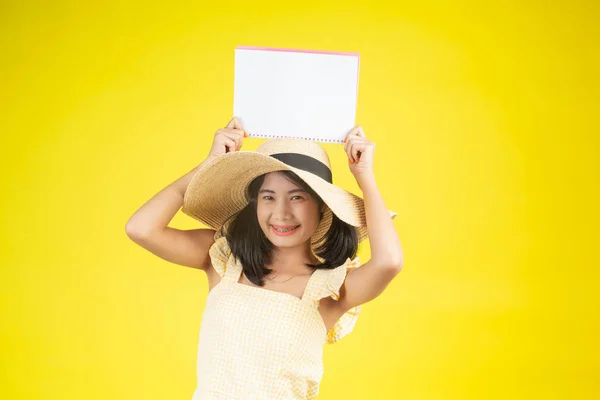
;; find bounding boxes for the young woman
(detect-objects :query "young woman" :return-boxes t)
[126,117,404,399]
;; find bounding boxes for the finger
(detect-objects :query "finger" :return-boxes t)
[344,136,355,160]
[346,140,356,163]
[223,128,245,137]
[349,142,358,163]
[226,116,245,130]
[343,126,357,145]
[218,128,245,138]
[221,130,244,150]
[216,128,243,149]
[356,126,367,139]
[344,125,366,149]
[346,125,366,138]
[345,136,366,162]
[350,141,368,163]
[343,134,350,154]
[223,137,237,153]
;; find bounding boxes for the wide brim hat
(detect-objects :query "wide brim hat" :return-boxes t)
[182,138,397,259]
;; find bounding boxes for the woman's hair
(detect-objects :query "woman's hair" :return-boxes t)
[222,170,358,287]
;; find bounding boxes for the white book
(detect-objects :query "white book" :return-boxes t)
[233,46,360,144]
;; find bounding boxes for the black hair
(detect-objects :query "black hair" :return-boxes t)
[221,170,359,287]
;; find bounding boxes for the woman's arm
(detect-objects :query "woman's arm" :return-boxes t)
[356,172,404,269]
[124,161,218,270]
[125,162,208,238]
[335,126,404,310]
[125,117,246,270]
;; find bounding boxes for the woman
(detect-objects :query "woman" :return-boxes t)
[125,117,404,399]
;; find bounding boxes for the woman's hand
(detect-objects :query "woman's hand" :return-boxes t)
[344,125,376,182]
[207,117,247,159]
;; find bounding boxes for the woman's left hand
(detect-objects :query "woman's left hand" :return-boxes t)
[344,125,376,180]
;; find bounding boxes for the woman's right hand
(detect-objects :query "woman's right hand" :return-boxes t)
[207,117,247,158]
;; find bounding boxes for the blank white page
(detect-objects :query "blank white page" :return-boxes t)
[233,46,360,143]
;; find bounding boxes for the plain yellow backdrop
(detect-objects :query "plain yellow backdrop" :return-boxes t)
[1,1,598,399]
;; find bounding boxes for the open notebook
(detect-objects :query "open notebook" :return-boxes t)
[233,46,360,143]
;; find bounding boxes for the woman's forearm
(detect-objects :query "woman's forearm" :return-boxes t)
[357,172,404,269]
[125,158,212,238]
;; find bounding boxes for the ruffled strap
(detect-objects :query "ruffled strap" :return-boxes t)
[304,257,362,344]
[208,236,241,282]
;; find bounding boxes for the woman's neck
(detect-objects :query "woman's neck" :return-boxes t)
[268,245,318,273]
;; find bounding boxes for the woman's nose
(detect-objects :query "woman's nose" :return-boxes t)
[273,200,292,219]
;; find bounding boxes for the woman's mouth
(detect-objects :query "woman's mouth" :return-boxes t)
[271,225,300,236]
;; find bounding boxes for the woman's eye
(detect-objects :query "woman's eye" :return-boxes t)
[261,195,304,201]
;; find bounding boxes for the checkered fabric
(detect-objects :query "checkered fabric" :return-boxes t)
[192,237,362,399]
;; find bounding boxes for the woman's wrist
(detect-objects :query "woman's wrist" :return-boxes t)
[355,171,377,191]
[173,162,205,196]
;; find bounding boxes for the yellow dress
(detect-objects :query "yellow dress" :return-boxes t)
[192,236,362,400]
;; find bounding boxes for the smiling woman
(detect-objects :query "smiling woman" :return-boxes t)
[258,172,320,244]
[127,117,400,399]
[225,170,360,287]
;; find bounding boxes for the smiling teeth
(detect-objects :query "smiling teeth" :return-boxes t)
[274,227,297,232]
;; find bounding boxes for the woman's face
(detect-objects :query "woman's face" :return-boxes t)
[256,172,321,250]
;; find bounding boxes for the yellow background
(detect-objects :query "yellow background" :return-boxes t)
[1,1,598,399]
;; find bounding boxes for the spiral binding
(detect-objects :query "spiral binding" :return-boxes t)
[248,133,344,143]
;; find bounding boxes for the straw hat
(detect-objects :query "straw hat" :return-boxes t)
[181,138,396,253]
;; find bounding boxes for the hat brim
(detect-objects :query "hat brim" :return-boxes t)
[181,151,397,243]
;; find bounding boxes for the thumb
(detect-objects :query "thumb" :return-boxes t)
[226,116,244,130]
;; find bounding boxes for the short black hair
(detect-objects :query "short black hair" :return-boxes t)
[221,170,359,287]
